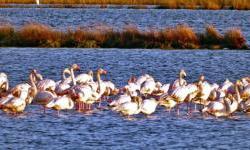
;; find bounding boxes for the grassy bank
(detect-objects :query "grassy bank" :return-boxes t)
[1,0,250,10]
[0,23,248,49]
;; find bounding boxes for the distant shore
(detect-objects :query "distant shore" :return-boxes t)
[0,23,248,49]
[0,0,250,10]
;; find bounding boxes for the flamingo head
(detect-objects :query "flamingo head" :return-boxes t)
[132,96,142,105]
[235,80,243,87]
[179,69,187,78]
[31,69,43,81]
[199,74,205,82]
[128,75,137,83]
[98,68,107,75]
[11,87,21,97]
[119,85,129,94]
[155,82,162,88]
[71,64,80,71]
[88,70,94,77]
[112,88,120,95]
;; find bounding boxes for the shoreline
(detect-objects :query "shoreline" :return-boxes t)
[0,23,248,50]
[0,4,249,10]
[0,0,250,10]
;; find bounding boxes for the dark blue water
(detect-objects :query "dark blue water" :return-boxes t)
[0,48,250,149]
[0,8,250,43]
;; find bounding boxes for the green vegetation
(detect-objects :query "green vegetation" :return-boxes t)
[1,0,250,10]
[0,23,248,49]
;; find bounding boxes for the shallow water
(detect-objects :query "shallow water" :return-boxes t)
[0,8,250,43]
[0,48,250,149]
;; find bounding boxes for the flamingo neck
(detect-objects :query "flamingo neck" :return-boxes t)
[179,75,182,86]
[62,68,70,81]
[70,68,76,86]
[30,72,38,97]
[235,84,242,103]
[97,71,102,93]
[88,70,93,77]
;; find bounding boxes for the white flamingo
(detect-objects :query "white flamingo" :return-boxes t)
[241,84,250,100]
[0,74,35,114]
[109,86,132,107]
[202,81,242,117]
[140,78,156,95]
[141,98,158,115]
[31,70,57,112]
[171,69,187,91]
[195,75,213,106]
[69,67,107,111]
[0,72,9,96]
[136,74,153,86]
[55,68,74,95]
[116,96,142,116]
[75,70,94,85]
[33,69,56,93]
[36,0,39,5]
[46,95,74,115]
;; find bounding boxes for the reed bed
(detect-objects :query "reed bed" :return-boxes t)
[0,23,248,49]
[1,0,250,10]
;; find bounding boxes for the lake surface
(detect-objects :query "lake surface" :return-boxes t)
[0,8,250,44]
[0,48,250,149]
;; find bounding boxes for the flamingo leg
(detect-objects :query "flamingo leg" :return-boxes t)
[189,102,193,115]
[43,106,46,114]
[81,102,84,111]
[194,104,197,112]
[176,102,180,116]
[98,99,102,108]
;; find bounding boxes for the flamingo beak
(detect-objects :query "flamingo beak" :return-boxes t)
[183,71,187,78]
[103,70,107,74]
[76,65,81,71]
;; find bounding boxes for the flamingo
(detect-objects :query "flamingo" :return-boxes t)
[167,85,190,115]
[194,75,213,106]
[46,95,74,115]
[109,86,132,107]
[103,81,119,96]
[141,98,158,115]
[0,90,27,114]
[116,96,142,116]
[202,95,238,117]
[36,0,39,5]
[136,74,153,86]
[69,67,107,111]
[0,75,34,114]
[0,72,9,97]
[140,78,156,96]
[159,96,177,111]
[55,68,73,95]
[75,70,94,85]
[31,70,57,113]
[220,79,234,94]
[202,81,242,117]
[32,69,56,93]
[241,84,250,100]
[171,69,187,91]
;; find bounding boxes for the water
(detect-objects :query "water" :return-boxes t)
[1,48,250,149]
[0,8,250,43]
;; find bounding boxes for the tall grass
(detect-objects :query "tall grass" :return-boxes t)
[1,0,250,10]
[0,23,248,49]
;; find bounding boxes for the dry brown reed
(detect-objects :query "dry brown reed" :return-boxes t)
[1,0,250,10]
[0,23,248,49]
[224,28,247,49]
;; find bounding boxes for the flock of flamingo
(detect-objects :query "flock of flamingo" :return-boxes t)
[0,64,250,118]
